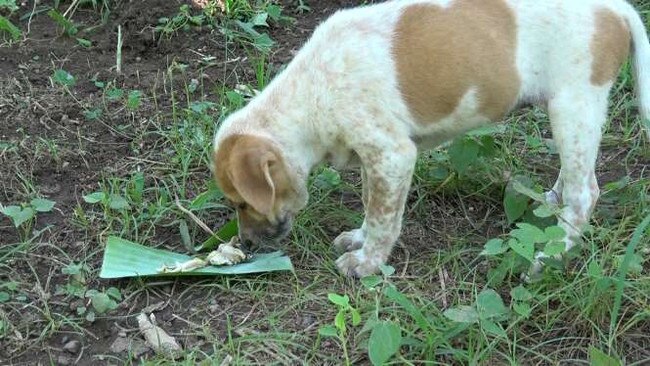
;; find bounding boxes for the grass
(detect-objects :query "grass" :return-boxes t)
[0,0,649,364]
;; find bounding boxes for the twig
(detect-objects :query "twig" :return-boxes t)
[438,268,448,309]
[174,197,215,236]
[116,25,123,74]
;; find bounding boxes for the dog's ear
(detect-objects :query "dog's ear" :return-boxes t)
[215,135,290,217]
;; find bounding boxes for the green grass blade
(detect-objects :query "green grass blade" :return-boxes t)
[0,15,21,40]
[194,219,239,252]
[99,236,293,279]
[608,213,650,350]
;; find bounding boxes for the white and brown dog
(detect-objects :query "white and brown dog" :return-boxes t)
[213,0,650,278]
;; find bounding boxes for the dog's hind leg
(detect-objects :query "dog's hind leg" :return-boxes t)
[528,86,609,277]
[335,137,417,278]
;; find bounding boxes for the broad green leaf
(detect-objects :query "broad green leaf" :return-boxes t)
[533,205,555,218]
[0,1,19,12]
[314,167,342,189]
[508,238,535,262]
[1,206,35,228]
[84,108,102,121]
[179,220,192,252]
[587,260,603,277]
[62,263,84,275]
[512,223,547,244]
[477,289,507,320]
[106,287,122,301]
[265,4,282,21]
[108,194,130,210]
[351,308,361,326]
[379,264,395,277]
[478,135,496,157]
[106,87,124,101]
[99,236,293,278]
[543,241,566,256]
[504,179,530,224]
[129,172,145,202]
[0,291,9,303]
[368,321,402,366]
[0,15,21,40]
[76,37,92,47]
[31,198,55,212]
[361,275,383,289]
[251,12,268,26]
[513,302,532,318]
[318,325,338,338]
[328,293,349,307]
[334,310,346,332]
[83,192,106,204]
[52,69,76,87]
[126,90,143,110]
[544,226,566,240]
[480,238,507,256]
[510,285,533,301]
[253,33,274,53]
[85,311,96,322]
[87,291,118,314]
[481,319,506,337]
[194,219,239,252]
[512,180,546,202]
[448,137,479,174]
[589,347,621,366]
[616,253,644,274]
[443,305,479,324]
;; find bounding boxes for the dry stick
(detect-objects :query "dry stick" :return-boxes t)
[174,198,215,236]
[26,0,37,38]
[438,267,448,309]
[63,0,80,18]
[116,25,123,74]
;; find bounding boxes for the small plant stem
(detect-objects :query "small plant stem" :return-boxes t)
[116,25,123,74]
[340,332,351,366]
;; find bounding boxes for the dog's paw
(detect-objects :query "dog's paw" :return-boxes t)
[544,190,562,205]
[522,252,547,283]
[333,229,364,253]
[335,249,381,278]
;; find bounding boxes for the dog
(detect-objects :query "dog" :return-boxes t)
[212,0,650,278]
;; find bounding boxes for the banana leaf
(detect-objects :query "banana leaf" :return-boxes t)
[99,236,293,279]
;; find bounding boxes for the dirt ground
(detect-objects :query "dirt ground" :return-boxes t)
[1,0,649,365]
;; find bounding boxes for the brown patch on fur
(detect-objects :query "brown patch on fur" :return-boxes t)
[590,8,630,86]
[213,134,293,223]
[393,0,520,122]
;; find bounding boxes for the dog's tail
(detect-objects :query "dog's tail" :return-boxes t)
[623,5,650,139]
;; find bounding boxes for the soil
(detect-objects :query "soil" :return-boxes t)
[0,0,647,365]
[0,1,388,364]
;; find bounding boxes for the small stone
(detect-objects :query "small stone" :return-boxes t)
[130,339,150,358]
[301,315,315,328]
[63,340,81,354]
[135,56,142,62]
[62,161,70,169]
[110,337,130,354]
[61,335,69,344]
[57,355,73,365]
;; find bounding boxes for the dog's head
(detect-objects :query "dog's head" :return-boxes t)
[213,134,306,250]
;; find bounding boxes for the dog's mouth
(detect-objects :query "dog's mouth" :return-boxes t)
[239,235,288,254]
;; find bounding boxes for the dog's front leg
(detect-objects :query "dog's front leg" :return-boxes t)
[335,141,417,278]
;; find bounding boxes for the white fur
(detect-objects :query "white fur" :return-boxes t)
[214,0,649,277]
